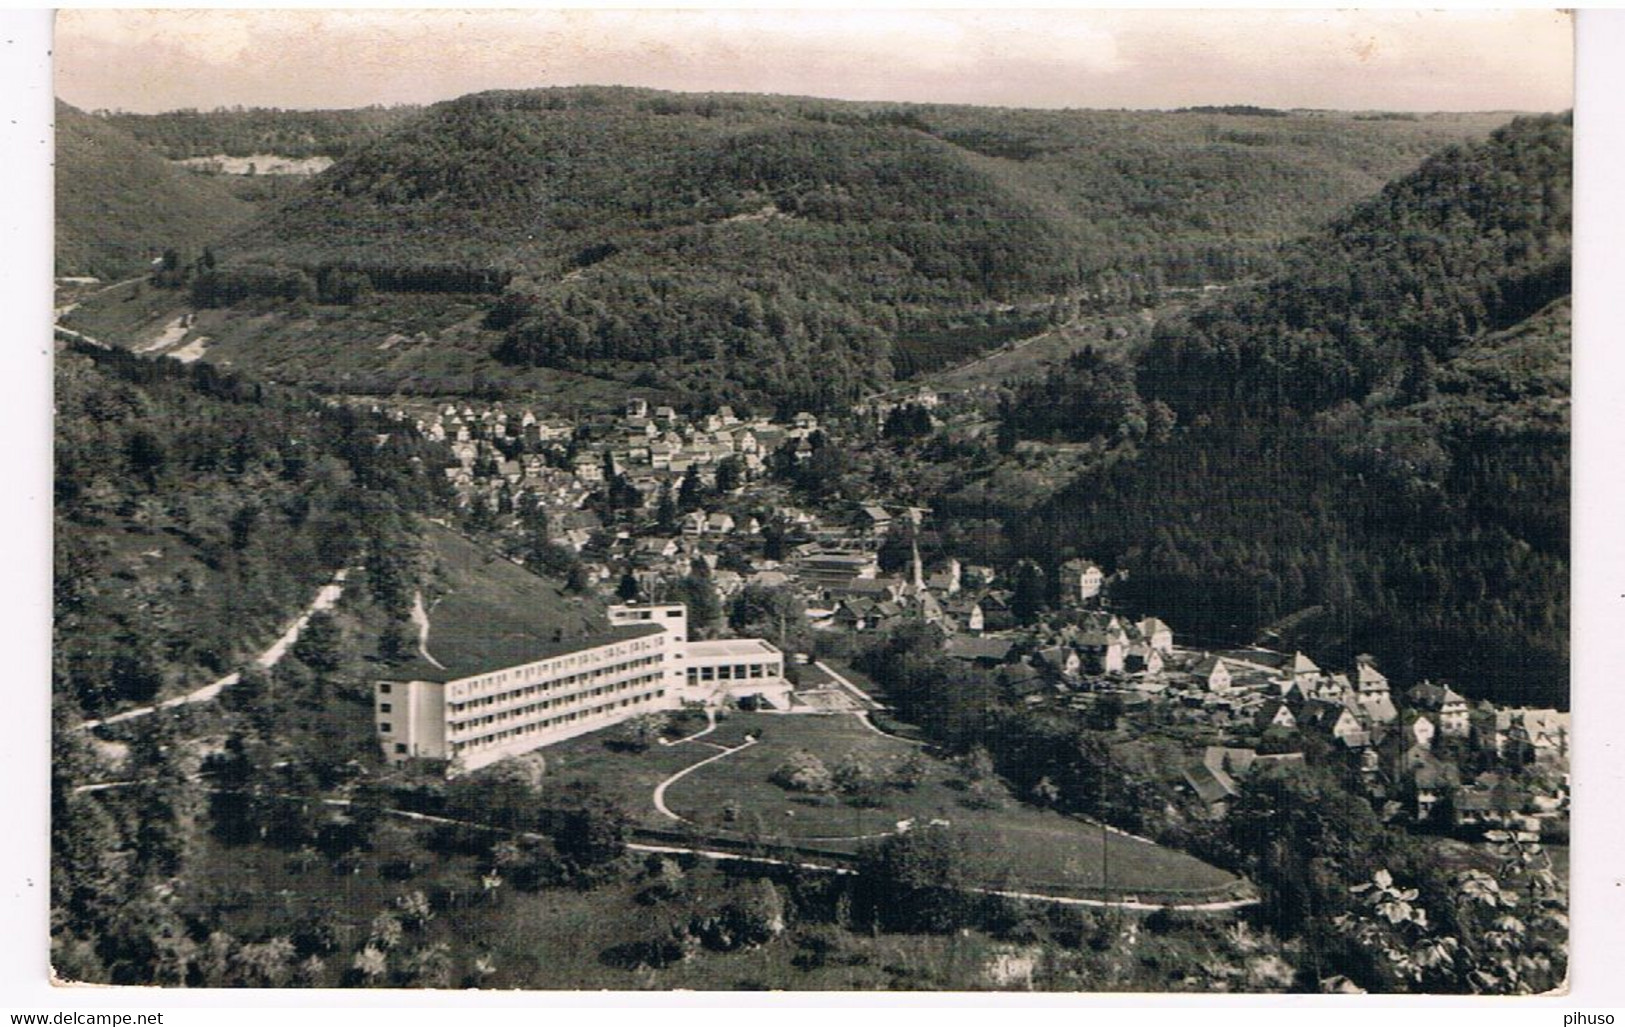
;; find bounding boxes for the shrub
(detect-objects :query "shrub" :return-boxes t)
[771,749,835,794]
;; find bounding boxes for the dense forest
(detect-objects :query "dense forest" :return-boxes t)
[191,87,1509,407]
[102,105,421,160]
[998,114,1570,708]
[53,342,450,720]
[55,101,256,279]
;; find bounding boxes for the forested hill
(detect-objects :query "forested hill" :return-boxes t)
[1010,113,1571,708]
[1140,113,1571,416]
[216,87,1510,408]
[54,342,449,721]
[102,105,421,160]
[55,101,254,280]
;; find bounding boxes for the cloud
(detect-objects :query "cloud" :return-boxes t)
[53,8,1572,115]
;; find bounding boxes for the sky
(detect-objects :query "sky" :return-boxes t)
[54,8,1574,115]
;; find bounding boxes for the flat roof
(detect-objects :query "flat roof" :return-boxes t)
[381,623,668,684]
[687,638,782,659]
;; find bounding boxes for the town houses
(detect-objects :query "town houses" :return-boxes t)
[366,392,1568,840]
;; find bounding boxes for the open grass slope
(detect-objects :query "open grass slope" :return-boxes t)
[643,713,1235,898]
[408,523,606,672]
[55,101,254,280]
[178,293,639,407]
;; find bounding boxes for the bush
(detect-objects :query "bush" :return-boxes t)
[771,749,835,794]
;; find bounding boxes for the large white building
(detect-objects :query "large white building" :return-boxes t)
[375,603,784,772]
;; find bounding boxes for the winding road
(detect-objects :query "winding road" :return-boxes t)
[77,568,350,731]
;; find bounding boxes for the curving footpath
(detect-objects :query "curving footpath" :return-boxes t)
[657,706,717,746]
[650,737,758,821]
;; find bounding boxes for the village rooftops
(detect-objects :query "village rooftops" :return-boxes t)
[946,636,1018,663]
[380,622,668,684]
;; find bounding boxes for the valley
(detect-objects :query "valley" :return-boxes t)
[51,88,1570,994]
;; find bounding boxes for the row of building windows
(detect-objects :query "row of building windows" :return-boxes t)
[686,662,779,684]
[448,673,664,734]
[448,655,662,715]
[450,689,665,751]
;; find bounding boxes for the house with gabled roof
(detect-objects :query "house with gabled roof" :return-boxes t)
[1183,759,1241,815]
[1407,680,1471,738]
[1190,654,1236,695]
[1298,699,1370,749]
[1060,558,1105,602]
[1137,617,1174,653]
[828,577,905,603]
[927,557,962,596]
[947,635,1018,667]
[945,597,985,635]
[1125,644,1164,676]
[857,504,893,535]
[1407,750,1463,822]
[1256,699,1298,732]
[1074,623,1127,675]
[1033,645,1081,681]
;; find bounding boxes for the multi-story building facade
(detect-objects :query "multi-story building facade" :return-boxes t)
[376,602,783,772]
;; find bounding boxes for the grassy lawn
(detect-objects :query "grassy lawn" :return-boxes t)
[539,712,763,825]
[660,713,1239,899]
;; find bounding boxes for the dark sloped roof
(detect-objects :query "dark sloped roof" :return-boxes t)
[1184,761,1240,805]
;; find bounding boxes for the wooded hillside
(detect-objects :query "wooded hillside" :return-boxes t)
[55,101,255,280]
[211,87,1510,408]
[1005,114,1571,707]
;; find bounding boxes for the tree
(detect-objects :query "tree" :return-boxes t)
[892,751,929,791]
[714,455,745,493]
[729,584,805,647]
[616,571,642,602]
[712,879,787,950]
[368,912,404,952]
[1225,761,1399,953]
[1011,559,1046,625]
[672,574,721,637]
[565,562,592,594]
[291,610,343,672]
[613,712,669,753]
[544,793,630,873]
[125,429,167,490]
[378,617,416,662]
[656,481,678,533]
[394,890,434,931]
[761,519,788,562]
[678,464,706,513]
[857,825,973,932]
[351,946,389,986]
[832,750,887,806]
[771,750,835,794]
[233,937,297,987]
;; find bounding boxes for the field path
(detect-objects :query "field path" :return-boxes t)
[411,590,447,669]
